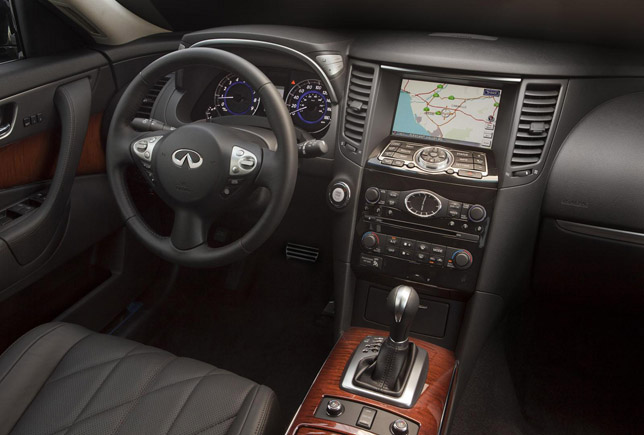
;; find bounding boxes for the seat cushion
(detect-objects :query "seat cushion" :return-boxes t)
[0,323,280,435]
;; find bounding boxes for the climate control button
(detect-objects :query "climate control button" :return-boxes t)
[361,232,380,250]
[451,249,473,270]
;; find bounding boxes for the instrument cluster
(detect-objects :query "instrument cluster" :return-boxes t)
[201,68,333,137]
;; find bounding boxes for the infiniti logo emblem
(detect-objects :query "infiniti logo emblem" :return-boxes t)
[171,149,203,169]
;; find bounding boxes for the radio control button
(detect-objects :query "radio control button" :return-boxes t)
[417,243,429,252]
[400,249,412,258]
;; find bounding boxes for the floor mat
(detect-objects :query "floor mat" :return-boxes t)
[452,301,643,435]
[124,243,335,428]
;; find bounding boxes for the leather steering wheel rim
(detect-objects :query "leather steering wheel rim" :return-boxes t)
[106,48,298,268]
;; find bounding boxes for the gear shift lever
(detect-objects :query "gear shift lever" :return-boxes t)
[352,285,428,400]
[388,285,420,343]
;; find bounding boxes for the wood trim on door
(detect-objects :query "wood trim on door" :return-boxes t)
[0,113,106,190]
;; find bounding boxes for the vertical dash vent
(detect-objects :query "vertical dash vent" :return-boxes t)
[344,65,375,145]
[136,75,171,119]
[510,84,561,167]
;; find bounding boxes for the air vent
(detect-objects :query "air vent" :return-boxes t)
[285,243,319,263]
[344,65,375,144]
[510,85,561,166]
[135,75,171,119]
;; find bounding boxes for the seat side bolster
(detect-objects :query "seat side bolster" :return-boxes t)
[0,322,92,434]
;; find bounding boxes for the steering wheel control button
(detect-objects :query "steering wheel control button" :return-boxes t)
[356,407,377,429]
[132,136,162,162]
[326,399,344,417]
[329,181,351,208]
[391,419,409,435]
[229,146,258,176]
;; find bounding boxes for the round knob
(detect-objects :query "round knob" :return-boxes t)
[468,205,487,222]
[329,182,350,208]
[452,250,473,270]
[416,146,453,172]
[365,187,381,204]
[326,399,344,417]
[391,419,409,435]
[361,232,379,250]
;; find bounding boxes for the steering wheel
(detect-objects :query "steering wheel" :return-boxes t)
[106,48,298,267]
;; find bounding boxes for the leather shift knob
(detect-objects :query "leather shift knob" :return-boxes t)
[387,285,419,342]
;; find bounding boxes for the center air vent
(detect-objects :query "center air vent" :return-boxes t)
[510,84,561,167]
[135,75,171,119]
[344,65,375,144]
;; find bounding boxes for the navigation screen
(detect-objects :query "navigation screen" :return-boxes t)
[392,79,502,148]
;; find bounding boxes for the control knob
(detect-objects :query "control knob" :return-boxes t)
[365,187,381,204]
[361,232,379,250]
[326,399,344,417]
[468,204,487,222]
[452,249,473,270]
[391,419,409,435]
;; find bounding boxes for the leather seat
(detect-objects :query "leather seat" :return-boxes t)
[0,323,280,435]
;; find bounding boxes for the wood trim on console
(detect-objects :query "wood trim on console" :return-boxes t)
[287,327,456,435]
[0,113,106,190]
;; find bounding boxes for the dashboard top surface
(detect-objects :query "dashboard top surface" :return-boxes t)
[182,25,644,78]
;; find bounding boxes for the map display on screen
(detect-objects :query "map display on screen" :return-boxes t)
[392,79,502,148]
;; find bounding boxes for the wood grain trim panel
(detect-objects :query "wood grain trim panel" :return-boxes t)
[287,327,456,435]
[0,113,106,190]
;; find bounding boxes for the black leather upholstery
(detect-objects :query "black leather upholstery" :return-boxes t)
[0,323,280,435]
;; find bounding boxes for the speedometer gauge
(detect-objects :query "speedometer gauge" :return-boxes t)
[209,73,260,117]
[286,79,332,133]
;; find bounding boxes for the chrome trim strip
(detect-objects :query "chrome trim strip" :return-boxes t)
[438,360,459,435]
[340,335,428,408]
[190,38,339,103]
[381,65,522,83]
[556,220,644,245]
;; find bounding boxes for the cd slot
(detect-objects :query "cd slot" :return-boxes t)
[364,214,479,243]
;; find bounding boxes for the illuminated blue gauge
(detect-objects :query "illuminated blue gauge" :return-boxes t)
[286,79,332,133]
[210,72,260,117]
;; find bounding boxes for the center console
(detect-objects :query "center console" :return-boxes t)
[287,286,456,435]
[309,64,519,434]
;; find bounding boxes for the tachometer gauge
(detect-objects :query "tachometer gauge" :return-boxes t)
[286,79,332,133]
[210,73,260,117]
[404,191,442,218]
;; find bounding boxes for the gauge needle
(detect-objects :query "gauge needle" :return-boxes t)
[290,106,308,115]
[217,96,235,99]
[421,195,427,211]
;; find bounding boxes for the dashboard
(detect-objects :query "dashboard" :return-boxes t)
[154,26,644,352]
[190,67,333,137]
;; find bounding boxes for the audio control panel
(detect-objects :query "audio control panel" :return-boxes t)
[353,171,496,292]
[362,187,488,242]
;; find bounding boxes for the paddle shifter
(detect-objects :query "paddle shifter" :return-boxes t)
[341,285,429,408]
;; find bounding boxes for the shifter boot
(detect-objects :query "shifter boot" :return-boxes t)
[353,338,418,396]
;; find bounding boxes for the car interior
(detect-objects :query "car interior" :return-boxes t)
[0,1,642,434]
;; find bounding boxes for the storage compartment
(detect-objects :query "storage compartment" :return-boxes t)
[365,286,449,338]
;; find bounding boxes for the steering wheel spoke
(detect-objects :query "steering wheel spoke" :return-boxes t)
[171,207,213,250]
[254,148,282,191]
[130,132,171,185]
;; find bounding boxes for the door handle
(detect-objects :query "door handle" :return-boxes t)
[0,102,16,140]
